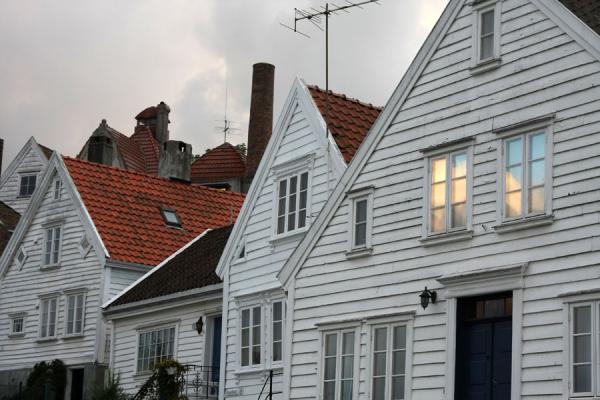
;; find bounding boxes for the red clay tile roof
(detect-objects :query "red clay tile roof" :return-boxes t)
[0,201,19,254]
[559,0,600,35]
[191,142,246,183]
[103,125,160,176]
[109,225,232,307]
[307,85,382,164]
[64,157,245,267]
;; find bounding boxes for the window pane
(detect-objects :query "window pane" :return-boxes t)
[451,204,466,228]
[392,376,405,400]
[451,178,466,203]
[252,345,260,364]
[342,356,354,379]
[393,326,406,349]
[241,348,249,366]
[530,133,545,160]
[355,223,367,247]
[273,342,282,362]
[300,172,308,190]
[253,307,261,325]
[374,353,386,376]
[530,160,545,186]
[481,10,494,35]
[574,306,591,333]
[324,381,336,400]
[299,191,307,210]
[528,187,544,213]
[393,350,406,375]
[242,328,249,347]
[277,216,285,234]
[431,158,446,183]
[431,183,446,208]
[343,332,354,354]
[452,153,467,178]
[355,199,367,223]
[505,191,522,218]
[431,208,446,233]
[279,180,287,200]
[274,302,282,321]
[374,327,387,351]
[574,335,591,363]
[341,380,353,400]
[507,138,522,166]
[252,326,260,345]
[506,166,522,191]
[288,211,296,231]
[574,364,592,393]
[324,357,337,380]
[325,333,337,357]
[298,210,307,229]
[273,322,282,341]
[372,377,386,400]
[481,36,494,60]
[242,309,250,328]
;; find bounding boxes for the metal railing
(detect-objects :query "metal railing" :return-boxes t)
[257,370,283,400]
[181,365,219,399]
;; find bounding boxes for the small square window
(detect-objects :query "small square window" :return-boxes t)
[19,174,37,197]
[10,315,25,336]
[160,208,182,228]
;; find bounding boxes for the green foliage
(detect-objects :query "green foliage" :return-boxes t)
[7,359,67,400]
[234,143,247,157]
[92,371,131,400]
[133,360,188,400]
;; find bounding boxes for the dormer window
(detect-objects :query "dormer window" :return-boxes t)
[160,207,182,228]
[19,174,37,197]
[471,0,502,74]
[276,171,309,235]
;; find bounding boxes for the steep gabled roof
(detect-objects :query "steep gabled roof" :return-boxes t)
[308,85,383,163]
[104,125,160,176]
[64,157,245,266]
[0,202,19,253]
[559,0,600,35]
[191,142,247,183]
[106,225,231,308]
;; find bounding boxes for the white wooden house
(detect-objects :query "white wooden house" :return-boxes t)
[277,1,600,399]
[103,226,233,397]
[0,155,244,399]
[0,137,52,214]
[215,78,381,399]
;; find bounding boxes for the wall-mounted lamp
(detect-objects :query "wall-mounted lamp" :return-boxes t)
[193,316,203,335]
[419,287,437,310]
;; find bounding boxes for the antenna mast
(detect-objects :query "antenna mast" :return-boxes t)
[215,74,239,143]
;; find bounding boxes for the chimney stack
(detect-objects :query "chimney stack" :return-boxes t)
[155,102,171,145]
[158,140,192,182]
[246,63,275,178]
[0,138,3,178]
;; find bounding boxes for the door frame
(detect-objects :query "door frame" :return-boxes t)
[203,313,223,374]
[65,365,86,400]
[438,263,526,400]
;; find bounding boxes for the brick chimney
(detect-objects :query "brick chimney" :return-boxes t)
[158,140,192,182]
[135,101,170,145]
[0,138,3,178]
[246,63,275,178]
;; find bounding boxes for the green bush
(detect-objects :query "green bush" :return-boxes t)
[6,359,67,400]
[92,371,131,400]
[133,360,187,400]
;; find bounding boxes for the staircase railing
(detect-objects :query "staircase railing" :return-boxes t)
[257,370,283,400]
[181,365,219,399]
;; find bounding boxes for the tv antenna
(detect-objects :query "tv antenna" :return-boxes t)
[214,74,239,143]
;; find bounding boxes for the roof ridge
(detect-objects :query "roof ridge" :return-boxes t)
[307,84,383,111]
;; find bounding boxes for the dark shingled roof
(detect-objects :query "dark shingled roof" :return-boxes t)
[108,225,232,307]
[559,0,600,35]
[0,202,20,254]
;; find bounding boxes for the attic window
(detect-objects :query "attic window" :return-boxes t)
[238,245,245,260]
[79,236,91,257]
[16,248,27,269]
[160,208,182,228]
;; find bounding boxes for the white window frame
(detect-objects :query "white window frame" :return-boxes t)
[275,171,310,236]
[271,299,285,365]
[566,301,600,398]
[18,172,38,198]
[135,323,178,374]
[16,247,28,269]
[78,236,91,258]
[497,122,553,224]
[53,178,62,201]
[39,295,59,339]
[9,313,27,337]
[42,224,63,268]
[318,326,360,400]
[347,187,374,255]
[369,322,410,400]
[471,0,502,71]
[64,291,86,337]
[421,142,473,241]
[239,303,263,368]
[271,154,315,241]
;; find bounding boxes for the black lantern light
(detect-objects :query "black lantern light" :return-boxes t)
[419,287,437,310]
[194,316,203,335]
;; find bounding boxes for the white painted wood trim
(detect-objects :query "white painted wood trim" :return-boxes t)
[0,137,49,188]
[437,263,527,298]
[283,282,295,400]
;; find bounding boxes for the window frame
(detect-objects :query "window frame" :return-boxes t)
[239,304,262,368]
[369,323,409,400]
[39,295,59,339]
[53,178,62,201]
[42,224,63,268]
[18,172,38,198]
[64,292,86,337]
[347,187,374,254]
[471,0,502,71]
[568,301,599,398]
[318,327,359,400]
[422,143,473,240]
[9,313,27,337]
[16,247,28,269]
[160,207,182,228]
[274,171,310,236]
[497,124,553,223]
[271,299,285,364]
[135,323,178,374]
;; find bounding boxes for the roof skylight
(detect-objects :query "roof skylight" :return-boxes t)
[160,207,182,228]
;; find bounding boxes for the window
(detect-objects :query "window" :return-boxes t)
[569,303,597,396]
[471,1,501,73]
[353,199,368,247]
[428,151,469,235]
[479,9,495,61]
[371,325,408,400]
[10,314,26,336]
[272,301,284,363]
[79,236,91,257]
[19,174,37,197]
[16,247,27,269]
[240,306,261,367]
[53,179,61,200]
[40,297,58,338]
[65,293,85,336]
[322,330,356,400]
[276,172,309,235]
[347,187,374,254]
[160,207,181,228]
[137,326,176,372]
[43,226,62,266]
[502,131,548,220]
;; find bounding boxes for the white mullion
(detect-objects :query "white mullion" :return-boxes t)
[284,177,290,233]
[387,325,393,400]
[295,174,301,231]
[523,133,529,217]
[445,154,451,233]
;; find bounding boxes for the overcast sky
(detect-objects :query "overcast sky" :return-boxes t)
[0,0,447,169]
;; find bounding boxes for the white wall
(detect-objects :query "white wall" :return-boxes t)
[288,1,600,399]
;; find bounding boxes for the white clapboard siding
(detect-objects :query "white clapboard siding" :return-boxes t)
[223,85,346,399]
[111,299,221,394]
[0,140,49,214]
[287,1,600,399]
[0,170,103,369]
[108,268,146,300]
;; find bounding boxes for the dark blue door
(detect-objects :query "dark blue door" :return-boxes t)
[211,316,222,383]
[456,293,512,400]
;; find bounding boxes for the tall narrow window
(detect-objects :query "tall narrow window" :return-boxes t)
[503,132,546,219]
[40,297,58,338]
[66,293,85,335]
[43,226,62,266]
[429,151,468,234]
[572,304,593,395]
[479,9,495,61]
[241,306,261,367]
[371,325,407,400]
[322,330,355,400]
[272,301,284,362]
[353,199,368,248]
[276,172,309,235]
[19,175,37,197]
[53,179,62,200]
